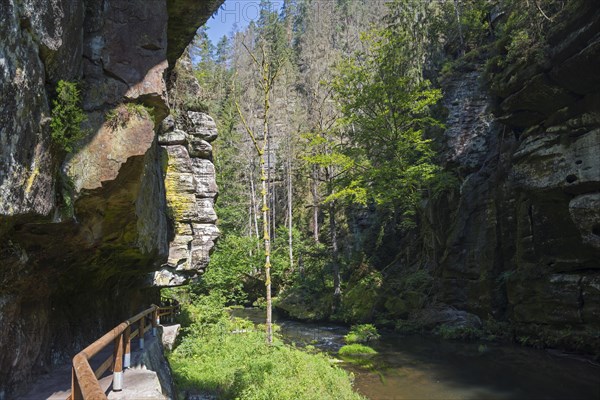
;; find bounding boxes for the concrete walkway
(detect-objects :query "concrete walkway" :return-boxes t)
[18,324,180,400]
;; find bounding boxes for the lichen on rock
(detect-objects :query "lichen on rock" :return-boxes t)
[154,57,220,286]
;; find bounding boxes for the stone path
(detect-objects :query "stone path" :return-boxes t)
[18,324,180,400]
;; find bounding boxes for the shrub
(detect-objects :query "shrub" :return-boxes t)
[338,270,382,322]
[50,80,87,152]
[394,319,423,334]
[434,324,483,341]
[344,324,380,344]
[182,97,209,113]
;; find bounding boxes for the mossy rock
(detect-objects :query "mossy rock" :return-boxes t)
[384,291,425,319]
[275,289,332,321]
[338,271,382,323]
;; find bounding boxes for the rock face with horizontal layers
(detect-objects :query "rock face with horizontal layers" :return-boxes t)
[152,55,220,287]
[0,0,223,396]
[422,1,600,354]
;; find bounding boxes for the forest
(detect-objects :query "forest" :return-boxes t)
[174,0,561,326]
[165,0,600,397]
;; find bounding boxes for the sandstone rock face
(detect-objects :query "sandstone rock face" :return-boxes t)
[153,58,220,287]
[0,0,85,228]
[423,2,600,354]
[0,0,222,396]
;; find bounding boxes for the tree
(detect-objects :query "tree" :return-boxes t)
[294,0,387,310]
[330,0,443,227]
[235,31,287,343]
[302,130,357,311]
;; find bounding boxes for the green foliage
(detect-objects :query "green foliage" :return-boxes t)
[195,226,332,307]
[434,324,483,341]
[337,270,383,322]
[407,273,431,291]
[57,172,76,219]
[330,9,443,216]
[181,97,209,113]
[394,319,423,335]
[257,0,294,75]
[344,324,380,344]
[497,0,564,66]
[194,234,262,305]
[169,294,363,400]
[482,317,512,341]
[433,0,491,56]
[270,233,335,320]
[338,344,377,356]
[186,27,233,114]
[515,324,600,355]
[50,80,87,152]
[485,0,571,89]
[178,293,230,334]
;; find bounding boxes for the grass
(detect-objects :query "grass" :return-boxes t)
[339,344,378,356]
[105,103,153,130]
[168,295,363,400]
[338,344,378,370]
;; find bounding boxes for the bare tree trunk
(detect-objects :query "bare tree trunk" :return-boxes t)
[263,111,273,346]
[267,127,274,241]
[237,41,281,345]
[249,205,253,237]
[453,0,465,54]
[325,166,341,312]
[330,198,341,312]
[287,158,293,271]
[272,169,276,242]
[312,166,320,243]
[250,168,260,249]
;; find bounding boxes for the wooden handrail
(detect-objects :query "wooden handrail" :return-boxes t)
[157,304,180,317]
[70,303,178,399]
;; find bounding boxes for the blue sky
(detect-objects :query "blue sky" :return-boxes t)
[205,0,285,44]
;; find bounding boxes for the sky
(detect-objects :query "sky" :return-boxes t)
[205,0,285,45]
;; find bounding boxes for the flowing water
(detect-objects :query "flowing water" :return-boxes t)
[232,308,600,400]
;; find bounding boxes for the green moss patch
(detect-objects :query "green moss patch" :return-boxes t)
[339,344,378,356]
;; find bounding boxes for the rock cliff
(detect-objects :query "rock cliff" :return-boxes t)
[300,0,600,356]
[0,0,222,396]
[423,1,600,353]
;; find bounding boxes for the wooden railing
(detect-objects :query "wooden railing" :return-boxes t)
[70,303,179,399]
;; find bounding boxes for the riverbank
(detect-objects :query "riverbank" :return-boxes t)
[235,307,600,400]
[167,295,362,399]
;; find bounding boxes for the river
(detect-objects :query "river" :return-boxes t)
[231,308,600,400]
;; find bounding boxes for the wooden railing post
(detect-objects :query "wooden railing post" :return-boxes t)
[70,306,160,399]
[112,334,124,391]
[123,326,131,369]
[139,315,145,350]
[71,366,83,400]
[152,308,158,337]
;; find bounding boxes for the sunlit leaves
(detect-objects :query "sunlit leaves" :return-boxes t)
[329,4,444,215]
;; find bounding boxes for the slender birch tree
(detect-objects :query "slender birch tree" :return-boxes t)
[235,37,285,343]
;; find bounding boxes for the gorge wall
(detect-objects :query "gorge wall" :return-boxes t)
[0,0,222,396]
[380,1,600,354]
